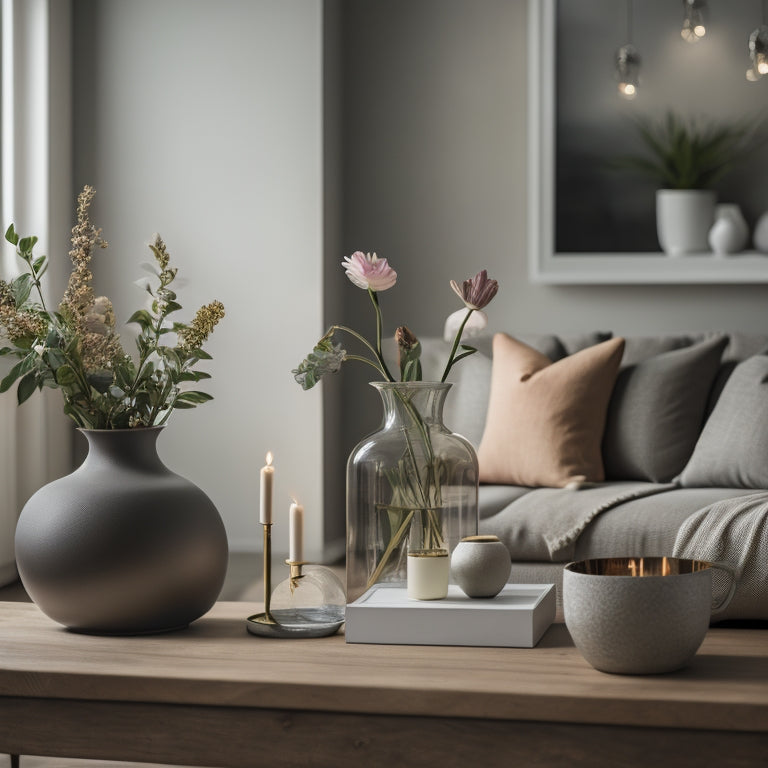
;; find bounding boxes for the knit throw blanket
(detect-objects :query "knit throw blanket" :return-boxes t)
[674,491,768,621]
[479,482,675,562]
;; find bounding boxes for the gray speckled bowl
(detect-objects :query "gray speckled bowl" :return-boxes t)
[563,557,735,675]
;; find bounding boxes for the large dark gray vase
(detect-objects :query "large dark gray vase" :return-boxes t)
[15,426,229,634]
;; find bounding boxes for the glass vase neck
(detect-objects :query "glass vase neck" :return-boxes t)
[370,381,452,428]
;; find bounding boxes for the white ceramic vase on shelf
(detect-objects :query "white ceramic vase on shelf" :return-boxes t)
[754,211,768,254]
[708,204,749,256]
[656,189,716,256]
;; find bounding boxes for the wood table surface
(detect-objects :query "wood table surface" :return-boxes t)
[1,600,767,767]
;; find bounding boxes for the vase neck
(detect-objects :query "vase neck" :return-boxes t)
[371,382,451,430]
[80,427,166,472]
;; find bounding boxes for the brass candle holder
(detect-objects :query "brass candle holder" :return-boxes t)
[246,530,345,639]
[248,522,278,627]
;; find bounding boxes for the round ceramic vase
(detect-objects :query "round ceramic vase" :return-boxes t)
[708,204,749,256]
[450,535,511,598]
[754,211,768,253]
[563,557,735,675]
[15,426,229,634]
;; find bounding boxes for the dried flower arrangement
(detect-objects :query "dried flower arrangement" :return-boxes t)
[0,186,224,429]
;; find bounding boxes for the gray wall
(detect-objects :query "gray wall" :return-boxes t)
[70,0,768,556]
[340,0,768,451]
[73,0,333,558]
[342,0,768,337]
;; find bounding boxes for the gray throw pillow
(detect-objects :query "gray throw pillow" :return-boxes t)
[602,335,728,483]
[677,355,768,489]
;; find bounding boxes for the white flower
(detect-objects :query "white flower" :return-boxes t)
[34,344,45,356]
[443,308,487,343]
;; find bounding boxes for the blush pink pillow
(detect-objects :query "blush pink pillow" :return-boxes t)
[477,334,625,488]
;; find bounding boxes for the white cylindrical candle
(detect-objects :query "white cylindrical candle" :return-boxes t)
[259,452,274,524]
[407,550,450,600]
[289,501,304,562]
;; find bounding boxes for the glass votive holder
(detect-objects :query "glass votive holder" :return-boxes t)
[247,562,345,638]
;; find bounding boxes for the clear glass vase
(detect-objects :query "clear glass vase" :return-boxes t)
[346,382,478,602]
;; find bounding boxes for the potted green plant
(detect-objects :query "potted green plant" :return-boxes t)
[618,112,758,255]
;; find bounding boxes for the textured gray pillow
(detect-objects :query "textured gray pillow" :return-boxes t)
[677,355,768,489]
[602,335,728,482]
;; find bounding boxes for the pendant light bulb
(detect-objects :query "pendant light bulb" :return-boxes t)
[748,25,768,81]
[681,0,707,43]
[615,1,640,99]
[616,44,641,100]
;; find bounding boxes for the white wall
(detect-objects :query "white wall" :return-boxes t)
[73,0,330,558]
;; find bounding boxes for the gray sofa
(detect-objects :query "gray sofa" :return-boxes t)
[420,331,768,621]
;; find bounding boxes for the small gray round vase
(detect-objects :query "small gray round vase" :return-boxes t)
[15,426,229,634]
[451,535,511,598]
[563,557,736,675]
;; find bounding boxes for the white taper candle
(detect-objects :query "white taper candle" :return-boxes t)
[289,500,304,562]
[259,452,274,525]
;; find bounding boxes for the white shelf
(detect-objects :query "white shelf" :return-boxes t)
[531,252,768,285]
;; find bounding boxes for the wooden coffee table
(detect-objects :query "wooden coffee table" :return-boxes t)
[0,601,766,767]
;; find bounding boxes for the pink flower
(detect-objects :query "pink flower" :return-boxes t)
[450,269,498,310]
[342,251,397,292]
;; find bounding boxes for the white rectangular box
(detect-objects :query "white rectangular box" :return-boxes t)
[345,583,556,647]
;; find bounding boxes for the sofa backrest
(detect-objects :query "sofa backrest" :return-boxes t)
[419,331,768,448]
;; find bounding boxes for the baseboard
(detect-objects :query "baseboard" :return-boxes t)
[0,561,18,588]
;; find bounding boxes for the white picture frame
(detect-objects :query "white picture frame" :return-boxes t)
[527,0,768,285]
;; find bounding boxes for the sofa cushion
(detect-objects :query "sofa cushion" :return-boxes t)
[602,335,728,483]
[477,334,625,488]
[677,354,768,488]
[420,332,613,448]
[619,334,694,368]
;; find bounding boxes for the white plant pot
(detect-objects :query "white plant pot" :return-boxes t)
[708,204,749,256]
[656,189,716,256]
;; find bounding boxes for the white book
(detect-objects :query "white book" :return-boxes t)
[345,583,556,648]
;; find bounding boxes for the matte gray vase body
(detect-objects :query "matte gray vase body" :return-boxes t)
[15,427,228,634]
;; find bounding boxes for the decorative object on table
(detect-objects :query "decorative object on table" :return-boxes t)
[451,535,511,598]
[2,186,227,634]
[407,548,450,600]
[345,583,555,647]
[246,483,345,638]
[563,556,736,675]
[614,112,760,255]
[294,253,499,604]
[754,210,768,253]
[708,204,749,256]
